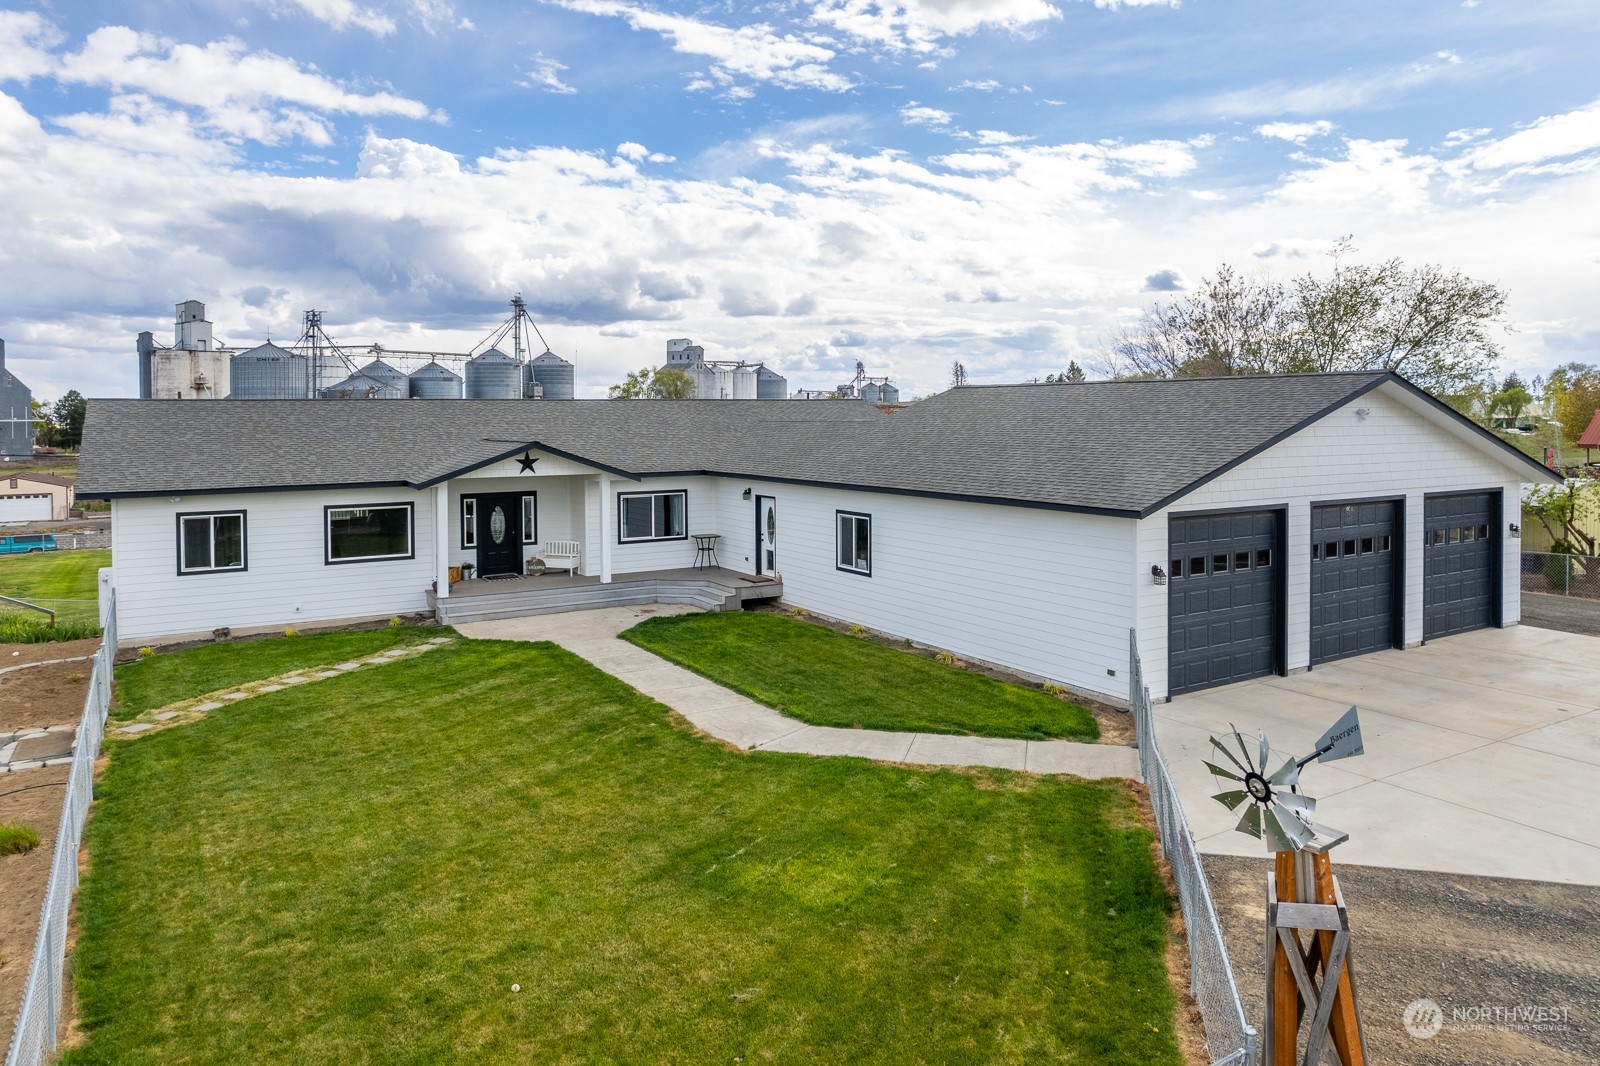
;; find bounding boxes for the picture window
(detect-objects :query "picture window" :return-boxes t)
[619,491,687,542]
[326,504,413,564]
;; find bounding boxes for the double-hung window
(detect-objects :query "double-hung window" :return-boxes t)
[619,491,686,542]
[177,511,246,574]
[836,511,871,576]
[325,503,414,564]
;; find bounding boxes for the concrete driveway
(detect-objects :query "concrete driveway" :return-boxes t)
[1155,625,1600,886]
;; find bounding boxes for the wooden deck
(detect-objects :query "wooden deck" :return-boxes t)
[431,567,781,625]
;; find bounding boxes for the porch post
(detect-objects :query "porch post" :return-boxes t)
[434,482,450,599]
[598,475,613,584]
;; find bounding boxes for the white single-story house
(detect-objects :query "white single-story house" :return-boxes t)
[0,471,75,523]
[77,372,1556,702]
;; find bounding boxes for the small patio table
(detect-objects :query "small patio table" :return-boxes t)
[691,533,721,570]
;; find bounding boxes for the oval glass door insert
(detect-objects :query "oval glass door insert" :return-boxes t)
[490,505,508,544]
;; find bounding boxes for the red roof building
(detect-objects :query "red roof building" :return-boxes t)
[1578,409,1600,450]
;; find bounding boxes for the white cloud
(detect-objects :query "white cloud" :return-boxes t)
[1086,0,1179,7]
[1185,52,1476,119]
[811,1,1061,55]
[272,0,397,36]
[254,0,463,36]
[1269,138,1440,214]
[1443,126,1490,147]
[953,78,1001,91]
[973,129,1031,145]
[552,0,851,93]
[522,53,577,94]
[1256,120,1335,144]
[0,11,63,82]
[4,20,438,147]
[899,103,953,128]
[1462,97,1600,170]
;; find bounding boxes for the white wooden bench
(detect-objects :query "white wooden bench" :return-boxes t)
[534,540,581,576]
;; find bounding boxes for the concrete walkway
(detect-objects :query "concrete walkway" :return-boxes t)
[1160,625,1600,886]
[456,605,1139,780]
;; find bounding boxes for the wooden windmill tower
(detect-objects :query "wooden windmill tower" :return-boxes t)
[1205,707,1369,1066]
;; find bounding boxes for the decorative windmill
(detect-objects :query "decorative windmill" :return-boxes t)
[1205,707,1369,1066]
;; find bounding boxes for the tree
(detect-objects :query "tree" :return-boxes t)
[1101,243,1510,401]
[1063,360,1086,383]
[607,367,696,400]
[1546,363,1600,443]
[1490,373,1533,425]
[51,390,86,450]
[950,361,968,387]
[30,398,54,448]
[1524,478,1599,556]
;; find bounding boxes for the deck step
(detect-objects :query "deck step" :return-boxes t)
[432,577,775,626]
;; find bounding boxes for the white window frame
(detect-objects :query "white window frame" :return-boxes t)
[836,511,872,577]
[461,497,477,548]
[617,491,687,543]
[176,511,247,575]
[325,503,414,565]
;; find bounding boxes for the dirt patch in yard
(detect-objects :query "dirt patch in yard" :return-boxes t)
[0,639,98,732]
[1206,854,1600,1066]
[0,764,71,1042]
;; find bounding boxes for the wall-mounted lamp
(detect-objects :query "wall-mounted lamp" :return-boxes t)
[1509,523,1521,538]
[1151,564,1167,586]
[1354,407,1371,421]
[169,496,182,503]
[742,488,752,500]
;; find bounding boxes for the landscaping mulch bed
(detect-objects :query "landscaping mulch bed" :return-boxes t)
[1206,854,1600,1066]
[0,764,71,1044]
[0,638,98,733]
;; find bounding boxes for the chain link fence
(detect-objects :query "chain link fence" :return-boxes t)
[1521,551,1600,599]
[1129,630,1257,1066]
[4,574,116,1066]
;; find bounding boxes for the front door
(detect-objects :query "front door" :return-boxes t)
[756,495,777,577]
[475,494,522,577]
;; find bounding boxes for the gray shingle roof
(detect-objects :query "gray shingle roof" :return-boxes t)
[77,372,1552,515]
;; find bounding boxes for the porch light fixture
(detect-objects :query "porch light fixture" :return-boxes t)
[1151,564,1167,585]
[742,488,752,500]
[1509,523,1521,537]
[1354,407,1371,421]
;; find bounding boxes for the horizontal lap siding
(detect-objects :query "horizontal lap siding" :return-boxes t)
[609,477,718,574]
[697,479,1137,700]
[112,488,437,642]
[446,475,581,571]
[1135,385,1527,700]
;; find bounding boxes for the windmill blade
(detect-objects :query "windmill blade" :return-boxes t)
[1209,736,1252,777]
[1275,792,1316,815]
[1315,705,1365,763]
[1258,730,1270,775]
[1229,725,1256,774]
[1236,803,1263,839]
[1211,789,1250,811]
[1269,756,1300,788]
[1204,760,1244,782]
[1263,807,1312,851]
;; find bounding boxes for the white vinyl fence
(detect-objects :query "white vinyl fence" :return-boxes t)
[4,571,116,1066]
[1129,630,1258,1066]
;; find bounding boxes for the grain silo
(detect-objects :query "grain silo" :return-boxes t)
[527,349,574,399]
[228,341,309,399]
[859,382,881,404]
[730,365,757,400]
[465,347,523,399]
[322,359,406,400]
[756,365,788,400]
[409,361,463,399]
[878,382,900,404]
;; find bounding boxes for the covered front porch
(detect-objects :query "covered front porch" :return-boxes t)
[430,566,781,625]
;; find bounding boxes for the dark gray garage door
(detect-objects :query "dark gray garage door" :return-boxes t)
[1169,511,1281,695]
[1424,492,1498,639]
[1311,501,1398,664]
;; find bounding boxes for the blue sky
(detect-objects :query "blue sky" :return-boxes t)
[1,0,1598,400]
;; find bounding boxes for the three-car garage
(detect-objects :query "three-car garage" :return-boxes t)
[1167,490,1504,696]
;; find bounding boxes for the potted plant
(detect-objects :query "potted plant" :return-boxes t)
[461,561,476,580]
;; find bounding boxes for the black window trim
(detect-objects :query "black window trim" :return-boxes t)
[323,501,416,566]
[521,493,538,545]
[175,509,249,576]
[835,509,873,577]
[461,496,476,549]
[616,490,688,543]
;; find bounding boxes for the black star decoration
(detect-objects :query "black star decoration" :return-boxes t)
[516,451,538,474]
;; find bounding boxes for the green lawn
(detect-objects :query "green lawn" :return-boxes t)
[67,637,1178,1065]
[0,547,108,638]
[112,626,439,719]
[623,610,1099,741]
